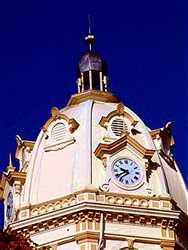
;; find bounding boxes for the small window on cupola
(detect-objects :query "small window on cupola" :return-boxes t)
[51,122,67,141]
[110,117,128,137]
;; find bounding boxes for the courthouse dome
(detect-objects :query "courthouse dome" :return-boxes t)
[22,92,188,215]
[13,30,188,217]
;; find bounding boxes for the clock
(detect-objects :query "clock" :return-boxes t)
[112,158,143,189]
[6,191,13,220]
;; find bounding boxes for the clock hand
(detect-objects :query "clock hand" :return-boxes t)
[118,170,130,182]
[124,170,129,176]
[119,167,126,172]
[119,168,129,174]
[116,169,129,178]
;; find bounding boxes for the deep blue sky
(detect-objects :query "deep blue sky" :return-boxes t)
[0,0,187,226]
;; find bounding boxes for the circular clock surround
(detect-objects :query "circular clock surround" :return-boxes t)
[111,158,144,190]
[6,191,13,220]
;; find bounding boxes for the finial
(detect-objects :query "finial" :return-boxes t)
[85,14,95,51]
[88,14,91,34]
[6,152,15,173]
[9,152,12,167]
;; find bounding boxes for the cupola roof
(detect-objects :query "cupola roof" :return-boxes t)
[77,51,107,77]
[76,29,108,93]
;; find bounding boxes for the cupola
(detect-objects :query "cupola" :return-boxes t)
[76,32,108,93]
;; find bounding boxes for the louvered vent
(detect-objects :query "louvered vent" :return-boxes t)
[51,123,67,141]
[111,118,127,137]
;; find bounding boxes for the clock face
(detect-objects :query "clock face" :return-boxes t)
[6,191,13,220]
[112,158,143,189]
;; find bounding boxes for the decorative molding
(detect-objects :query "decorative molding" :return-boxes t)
[16,190,173,223]
[99,178,111,192]
[44,138,75,152]
[42,107,79,133]
[145,160,159,181]
[160,240,176,249]
[150,129,161,140]
[159,150,176,170]
[9,210,179,241]
[75,231,100,243]
[94,132,155,160]
[6,172,27,186]
[6,189,187,248]
[15,135,35,160]
[0,171,26,200]
[16,135,35,151]
[150,122,175,154]
[67,90,119,106]
[99,103,137,129]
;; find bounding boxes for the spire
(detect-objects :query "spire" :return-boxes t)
[76,17,108,93]
[6,153,15,173]
[9,152,12,167]
[85,15,95,51]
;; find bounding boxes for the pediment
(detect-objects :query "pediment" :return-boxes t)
[99,103,138,128]
[94,132,155,160]
[42,107,79,133]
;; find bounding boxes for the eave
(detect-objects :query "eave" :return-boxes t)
[67,90,119,106]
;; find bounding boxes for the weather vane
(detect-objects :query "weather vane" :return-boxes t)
[88,14,91,34]
[85,14,95,51]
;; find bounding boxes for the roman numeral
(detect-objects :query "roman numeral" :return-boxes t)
[119,176,124,182]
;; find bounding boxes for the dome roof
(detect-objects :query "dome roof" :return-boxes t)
[22,93,188,214]
[77,51,107,77]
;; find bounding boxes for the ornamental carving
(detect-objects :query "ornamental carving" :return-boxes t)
[94,132,155,160]
[99,103,138,129]
[42,106,79,133]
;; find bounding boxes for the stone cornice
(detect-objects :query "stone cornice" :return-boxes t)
[11,200,180,231]
[67,90,119,106]
[94,132,155,159]
[9,205,180,242]
[17,190,172,216]
[7,171,27,186]
[7,189,187,243]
